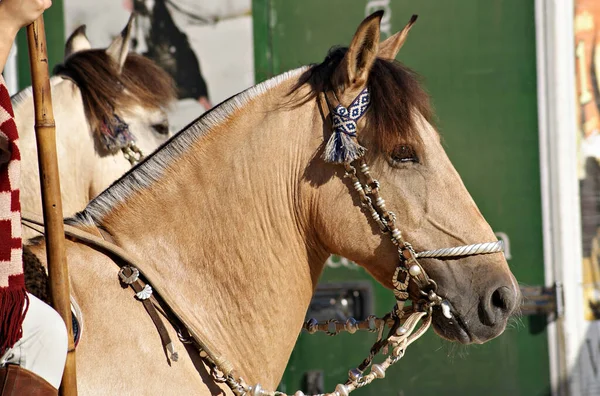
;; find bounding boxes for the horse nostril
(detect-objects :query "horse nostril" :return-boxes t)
[480,286,516,327]
[492,288,508,311]
[491,286,515,315]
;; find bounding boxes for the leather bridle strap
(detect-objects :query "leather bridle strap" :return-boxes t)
[119,266,178,362]
[92,227,177,362]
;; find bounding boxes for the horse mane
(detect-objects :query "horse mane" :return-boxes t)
[53,50,176,134]
[292,47,433,153]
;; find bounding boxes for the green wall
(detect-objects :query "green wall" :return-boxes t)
[253,1,549,395]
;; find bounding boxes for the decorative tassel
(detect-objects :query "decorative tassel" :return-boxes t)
[323,129,366,163]
[0,288,28,355]
[99,113,135,153]
[322,88,371,164]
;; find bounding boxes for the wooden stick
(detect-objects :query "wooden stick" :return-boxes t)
[26,16,78,396]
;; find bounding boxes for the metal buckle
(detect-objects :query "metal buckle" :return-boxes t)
[118,266,140,285]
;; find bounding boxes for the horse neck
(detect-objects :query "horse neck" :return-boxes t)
[87,71,329,386]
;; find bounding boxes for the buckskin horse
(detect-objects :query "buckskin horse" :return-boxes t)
[26,11,518,395]
[14,16,176,232]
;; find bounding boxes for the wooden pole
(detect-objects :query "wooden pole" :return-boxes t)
[26,16,77,396]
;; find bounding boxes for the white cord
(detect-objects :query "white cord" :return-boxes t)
[416,241,504,259]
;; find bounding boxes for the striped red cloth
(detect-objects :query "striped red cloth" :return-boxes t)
[0,76,27,355]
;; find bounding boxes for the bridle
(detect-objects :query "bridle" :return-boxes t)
[55,71,145,166]
[21,86,504,396]
[265,86,504,396]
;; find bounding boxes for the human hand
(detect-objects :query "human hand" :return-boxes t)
[0,0,52,37]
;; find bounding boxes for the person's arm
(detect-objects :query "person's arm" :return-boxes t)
[0,0,52,72]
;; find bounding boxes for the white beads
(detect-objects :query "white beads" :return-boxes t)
[335,383,350,396]
[396,326,407,336]
[408,264,421,277]
[249,384,263,396]
[391,229,401,240]
[353,181,362,191]
[371,364,385,379]
[375,197,385,208]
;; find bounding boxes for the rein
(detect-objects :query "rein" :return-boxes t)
[21,87,503,396]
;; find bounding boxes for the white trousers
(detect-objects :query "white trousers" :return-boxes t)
[0,293,68,389]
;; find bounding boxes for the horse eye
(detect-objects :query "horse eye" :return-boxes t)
[152,122,169,136]
[390,145,418,165]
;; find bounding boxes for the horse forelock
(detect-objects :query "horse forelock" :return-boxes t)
[53,50,176,135]
[292,47,433,156]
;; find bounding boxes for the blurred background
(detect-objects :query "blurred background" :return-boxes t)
[3,1,599,395]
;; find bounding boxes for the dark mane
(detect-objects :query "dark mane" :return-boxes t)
[293,47,433,154]
[53,50,176,134]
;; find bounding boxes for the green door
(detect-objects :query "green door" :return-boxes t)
[253,1,549,395]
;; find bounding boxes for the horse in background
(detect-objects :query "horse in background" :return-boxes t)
[14,16,176,234]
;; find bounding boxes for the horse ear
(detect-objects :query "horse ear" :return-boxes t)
[339,11,383,89]
[106,13,135,73]
[378,15,418,60]
[64,25,91,59]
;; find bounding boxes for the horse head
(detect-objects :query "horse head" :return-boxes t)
[56,15,176,193]
[308,12,519,344]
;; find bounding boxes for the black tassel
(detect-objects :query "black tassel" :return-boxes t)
[323,130,366,163]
